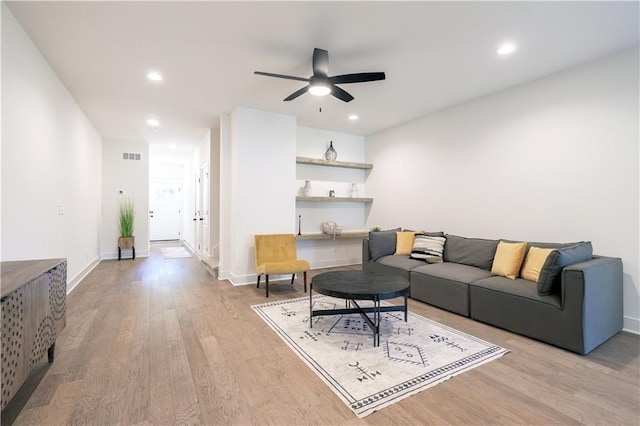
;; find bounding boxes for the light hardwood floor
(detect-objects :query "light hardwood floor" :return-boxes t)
[4,242,639,425]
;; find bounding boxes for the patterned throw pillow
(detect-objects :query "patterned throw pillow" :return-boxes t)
[410,234,446,263]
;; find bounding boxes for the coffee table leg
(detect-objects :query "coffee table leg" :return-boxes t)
[404,292,408,322]
[375,296,380,347]
[309,283,313,329]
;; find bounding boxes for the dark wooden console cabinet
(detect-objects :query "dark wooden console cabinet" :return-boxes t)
[1,259,67,410]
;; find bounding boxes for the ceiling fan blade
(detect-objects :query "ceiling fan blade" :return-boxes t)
[254,71,309,83]
[312,48,329,77]
[283,86,309,101]
[330,85,354,103]
[329,72,386,85]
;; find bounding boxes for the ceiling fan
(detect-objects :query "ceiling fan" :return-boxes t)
[254,48,385,103]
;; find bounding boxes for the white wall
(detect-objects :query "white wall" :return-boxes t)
[209,129,221,259]
[219,107,296,284]
[219,114,232,277]
[182,130,211,255]
[100,140,149,259]
[1,4,102,289]
[366,48,639,333]
[296,127,368,268]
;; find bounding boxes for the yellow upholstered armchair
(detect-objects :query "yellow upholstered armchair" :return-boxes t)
[254,234,310,298]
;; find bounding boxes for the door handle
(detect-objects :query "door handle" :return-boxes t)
[199,218,204,221]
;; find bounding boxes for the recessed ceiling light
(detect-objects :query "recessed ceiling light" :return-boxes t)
[348,115,359,121]
[147,118,159,127]
[147,71,163,82]
[497,43,516,56]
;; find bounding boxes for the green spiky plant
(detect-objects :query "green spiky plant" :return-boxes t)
[118,198,135,238]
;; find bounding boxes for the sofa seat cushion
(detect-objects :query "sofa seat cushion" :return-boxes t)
[471,276,561,309]
[409,262,490,317]
[412,262,492,284]
[376,255,426,272]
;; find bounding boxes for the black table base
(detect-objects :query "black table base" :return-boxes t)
[309,271,410,347]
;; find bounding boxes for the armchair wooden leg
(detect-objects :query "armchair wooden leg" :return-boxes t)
[303,271,307,293]
[257,275,261,288]
[265,275,269,298]
[291,274,295,285]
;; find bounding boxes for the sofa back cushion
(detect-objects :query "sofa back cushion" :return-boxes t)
[443,235,499,271]
[368,228,401,260]
[537,241,593,294]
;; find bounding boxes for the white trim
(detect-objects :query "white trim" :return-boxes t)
[66,256,101,294]
[623,316,640,335]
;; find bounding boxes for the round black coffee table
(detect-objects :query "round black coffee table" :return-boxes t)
[310,270,410,347]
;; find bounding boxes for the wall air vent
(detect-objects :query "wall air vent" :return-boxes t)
[122,153,142,160]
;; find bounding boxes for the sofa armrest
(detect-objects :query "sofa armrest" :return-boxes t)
[362,238,372,266]
[561,256,623,354]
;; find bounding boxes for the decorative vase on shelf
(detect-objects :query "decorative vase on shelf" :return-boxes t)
[349,183,359,198]
[303,180,312,196]
[324,141,337,161]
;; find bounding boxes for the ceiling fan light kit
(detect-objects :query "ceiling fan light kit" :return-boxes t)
[255,48,385,103]
[309,82,331,96]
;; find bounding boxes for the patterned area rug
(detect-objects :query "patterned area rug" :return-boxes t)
[160,246,191,259]
[252,295,508,418]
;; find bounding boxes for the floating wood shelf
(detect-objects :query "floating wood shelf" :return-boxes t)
[296,196,373,203]
[296,231,369,240]
[296,156,373,170]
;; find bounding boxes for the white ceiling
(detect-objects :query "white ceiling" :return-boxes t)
[6,1,639,148]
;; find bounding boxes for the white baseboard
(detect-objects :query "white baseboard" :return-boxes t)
[66,256,101,294]
[182,240,196,255]
[623,316,639,335]
[223,259,362,286]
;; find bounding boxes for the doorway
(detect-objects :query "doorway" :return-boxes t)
[193,164,210,259]
[149,181,182,241]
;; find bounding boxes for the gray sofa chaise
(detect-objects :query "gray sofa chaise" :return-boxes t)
[362,232,623,355]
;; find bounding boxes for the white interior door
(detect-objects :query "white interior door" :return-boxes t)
[194,172,202,256]
[149,181,182,241]
[201,164,210,259]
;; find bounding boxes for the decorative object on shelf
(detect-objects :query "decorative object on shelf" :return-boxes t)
[303,180,312,196]
[322,221,344,239]
[298,215,302,236]
[371,226,381,232]
[329,190,335,197]
[349,183,359,198]
[324,141,337,161]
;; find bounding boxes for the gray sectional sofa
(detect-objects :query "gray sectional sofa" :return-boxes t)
[362,232,623,355]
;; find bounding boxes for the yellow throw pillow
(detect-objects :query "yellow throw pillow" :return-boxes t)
[395,231,416,255]
[491,241,527,280]
[520,247,555,282]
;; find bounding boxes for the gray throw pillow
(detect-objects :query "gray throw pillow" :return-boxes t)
[443,235,499,271]
[368,228,401,261]
[537,241,593,295]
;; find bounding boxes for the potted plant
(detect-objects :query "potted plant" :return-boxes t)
[118,198,135,260]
